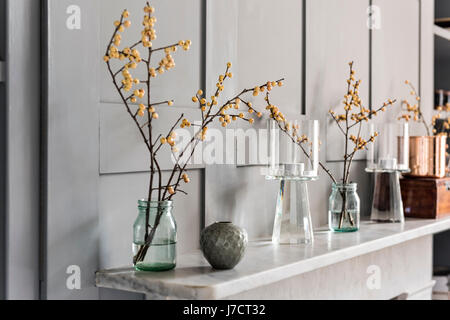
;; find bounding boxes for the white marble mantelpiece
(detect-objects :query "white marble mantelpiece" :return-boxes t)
[96,218,450,299]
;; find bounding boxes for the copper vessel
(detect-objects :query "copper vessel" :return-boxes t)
[404,136,447,178]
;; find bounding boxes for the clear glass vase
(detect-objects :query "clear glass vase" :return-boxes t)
[272,179,314,244]
[266,119,320,245]
[370,171,404,223]
[133,200,177,271]
[328,183,360,232]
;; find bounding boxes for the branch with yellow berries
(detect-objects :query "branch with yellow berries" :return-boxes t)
[104,2,286,266]
[104,3,196,265]
[262,62,396,229]
[133,62,284,263]
[398,80,450,136]
[162,62,285,202]
[326,61,397,228]
[328,61,396,186]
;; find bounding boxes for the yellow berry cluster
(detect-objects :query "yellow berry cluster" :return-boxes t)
[103,12,133,62]
[178,40,191,51]
[142,5,157,48]
[180,118,191,128]
[182,173,190,184]
[106,3,204,211]
[121,69,136,91]
[160,131,177,147]
[399,82,421,122]
[198,127,208,141]
[399,80,447,136]
[350,132,378,152]
[190,63,282,135]
[253,81,283,97]
[261,93,319,168]
[326,62,397,183]
[329,62,394,129]
[104,4,194,126]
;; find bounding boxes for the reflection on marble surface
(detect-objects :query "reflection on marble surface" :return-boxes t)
[96,218,450,299]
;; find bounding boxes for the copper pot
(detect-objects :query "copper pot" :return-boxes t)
[404,136,447,178]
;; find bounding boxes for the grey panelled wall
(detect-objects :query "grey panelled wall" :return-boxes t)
[42,0,433,299]
[4,0,41,299]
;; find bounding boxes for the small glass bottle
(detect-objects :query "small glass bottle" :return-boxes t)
[133,200,177,271]
[328,183,360,232]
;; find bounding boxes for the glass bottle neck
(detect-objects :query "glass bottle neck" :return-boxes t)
[332,183,357,192]
[138,200,173,216]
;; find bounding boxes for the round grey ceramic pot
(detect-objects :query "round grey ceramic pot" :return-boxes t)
[200,222,248,270]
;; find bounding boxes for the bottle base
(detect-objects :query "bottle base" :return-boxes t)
[134,262,176,272]
[331,227,359,233]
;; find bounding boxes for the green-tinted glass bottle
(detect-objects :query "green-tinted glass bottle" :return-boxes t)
[328,183,360,232]
[133,200,177,271]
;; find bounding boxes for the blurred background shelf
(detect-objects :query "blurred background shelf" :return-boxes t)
[434,24,450,41]
[433,1,450,295]
[0,61,4,83]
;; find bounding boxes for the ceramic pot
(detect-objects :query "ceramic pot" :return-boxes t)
[200,222,248,270]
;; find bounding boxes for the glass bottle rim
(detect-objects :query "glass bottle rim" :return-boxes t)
[332,183,357,191]
[138,199,173,209]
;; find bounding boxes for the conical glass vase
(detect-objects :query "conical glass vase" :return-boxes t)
[272,179,314,244]
[370,171,405,223]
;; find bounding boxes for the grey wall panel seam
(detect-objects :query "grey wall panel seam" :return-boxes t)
[0,61,4,83]
[4,0,9,299]
[419,0,422,98]
[201,0,207,99]
[302,0,306,115]
[369,0,373,111]
[0,0,7,300]
[39,0,49,300]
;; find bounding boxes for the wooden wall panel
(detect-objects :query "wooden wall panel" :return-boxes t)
[236,0,303,115]
[96,0,205,299]
[44,0,100,299]
[204,0,303,239]
[3,0,41,299]
[306,0,370,162]
[304,0,372,225]
[372,0,420,133]
[420,0,434,123]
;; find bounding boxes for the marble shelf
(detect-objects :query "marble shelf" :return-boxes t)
[96,218,450,299]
